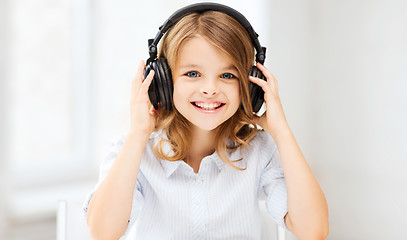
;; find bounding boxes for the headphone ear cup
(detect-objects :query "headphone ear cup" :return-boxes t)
[151,59,173,110]
[145,63,159,110]
[248,66,266,113]
[157,58,173,110]
[151,60,167,110]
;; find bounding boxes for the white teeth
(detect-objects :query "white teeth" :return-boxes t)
[194,102,222,110]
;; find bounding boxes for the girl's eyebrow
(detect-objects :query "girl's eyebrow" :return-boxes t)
[222,65,238,72]
[178,64,237,72]
[178,63,201,69]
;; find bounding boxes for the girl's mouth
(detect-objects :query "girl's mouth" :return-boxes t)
[191,101,226,112]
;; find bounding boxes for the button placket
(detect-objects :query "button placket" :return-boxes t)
[191,173,206,240]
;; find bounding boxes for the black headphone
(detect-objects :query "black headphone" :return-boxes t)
[144,2,267,113]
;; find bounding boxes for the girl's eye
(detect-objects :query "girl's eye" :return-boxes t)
[221,73,236,79]
[186,71,200,78]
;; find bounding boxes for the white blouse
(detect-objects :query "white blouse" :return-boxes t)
[83,130,288,239]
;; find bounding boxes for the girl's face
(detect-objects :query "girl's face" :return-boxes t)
[172,35,241,131]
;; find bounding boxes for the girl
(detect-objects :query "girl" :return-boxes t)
[84,3,328,240]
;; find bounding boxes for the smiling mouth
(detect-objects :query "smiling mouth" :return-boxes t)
[191,101,226,111]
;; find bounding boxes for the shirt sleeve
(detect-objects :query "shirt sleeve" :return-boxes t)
[258,131,289,230]
[82,136,145,237]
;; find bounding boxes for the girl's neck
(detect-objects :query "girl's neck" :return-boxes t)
[191,127,216,155]
[184,127,216,172]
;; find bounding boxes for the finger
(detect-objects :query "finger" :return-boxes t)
[131,61,145,100]
[136,60,146,80]
[256,62,277,82]
[140,69,155,95]
[249,75,270,90]
[130,62,146,104]
[249,74,280,99]
[254,63,279,93]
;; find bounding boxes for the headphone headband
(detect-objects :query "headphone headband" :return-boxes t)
[147,2,266,65]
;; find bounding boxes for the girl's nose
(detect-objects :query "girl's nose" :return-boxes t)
[201,78,218,96]
[202,89,217,95]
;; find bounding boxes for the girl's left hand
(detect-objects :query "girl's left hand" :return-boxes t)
[249,63,288,136]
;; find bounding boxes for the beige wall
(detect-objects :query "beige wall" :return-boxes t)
[308,0,407,238]
[273,0,407,239]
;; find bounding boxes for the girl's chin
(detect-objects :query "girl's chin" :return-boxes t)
[191,123,220,132]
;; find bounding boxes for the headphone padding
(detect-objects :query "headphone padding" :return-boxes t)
[152,60,168,110]
[146,63,159,110]
[158,59,173,110]
[249,66,266,113]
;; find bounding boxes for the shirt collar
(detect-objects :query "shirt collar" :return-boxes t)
[160,151,228,178]
[160,159,183,178]
[152,130,243,178]
[151,130,179,178]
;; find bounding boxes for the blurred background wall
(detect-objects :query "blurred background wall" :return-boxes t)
[0,0,406,239]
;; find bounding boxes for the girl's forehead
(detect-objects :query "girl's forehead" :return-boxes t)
[176,36,236,70]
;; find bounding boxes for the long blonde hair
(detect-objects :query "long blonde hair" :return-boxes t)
[153,11,259,170]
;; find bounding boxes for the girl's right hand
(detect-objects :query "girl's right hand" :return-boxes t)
[129,60,159,139]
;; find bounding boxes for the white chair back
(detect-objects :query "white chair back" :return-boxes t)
[57,200,92,240]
